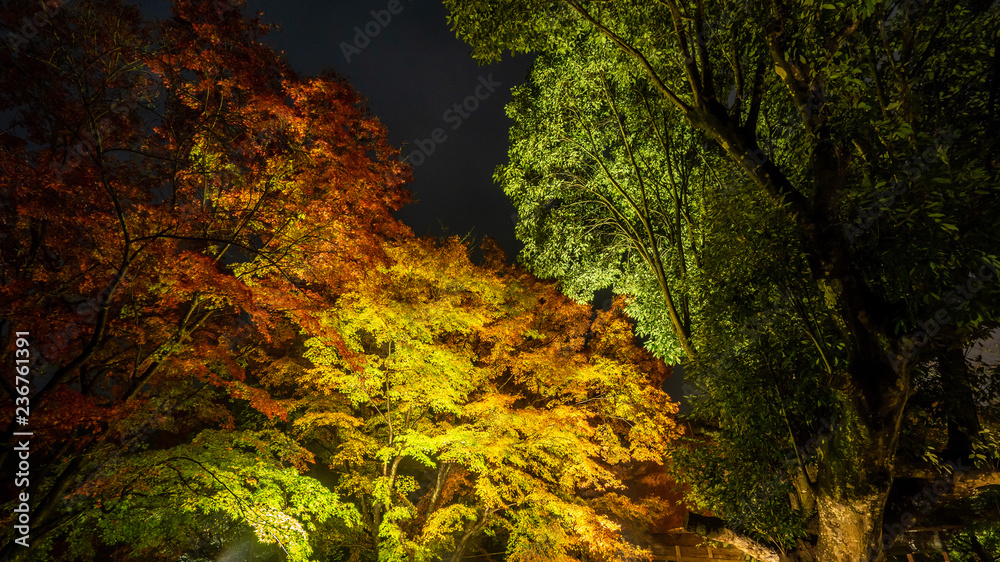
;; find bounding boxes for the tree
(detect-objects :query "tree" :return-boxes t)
[501,46,709,363]
[445,0,1000,559]
[0,0,409,558]
[282,236,680,561]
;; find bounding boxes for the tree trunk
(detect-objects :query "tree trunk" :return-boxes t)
[816,491,890,561]
[449,510,491,562]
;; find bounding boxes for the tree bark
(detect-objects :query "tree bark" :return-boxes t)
[449,510,492,562]
[816,491,890,561]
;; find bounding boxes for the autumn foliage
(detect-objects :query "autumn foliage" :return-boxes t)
[290,237,680,560]
[0,0,680,560]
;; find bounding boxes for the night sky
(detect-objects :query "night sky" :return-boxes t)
[231,0,534,257]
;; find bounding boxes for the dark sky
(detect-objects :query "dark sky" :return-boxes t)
[232,0,534,257]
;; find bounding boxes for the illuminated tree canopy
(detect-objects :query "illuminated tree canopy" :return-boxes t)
[0,1,680,560]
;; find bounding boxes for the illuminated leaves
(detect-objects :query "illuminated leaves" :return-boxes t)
[82,430,358,561]
[0,0,409,557]
[291,236,680,560]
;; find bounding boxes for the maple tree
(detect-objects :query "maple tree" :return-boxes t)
[0,0,409,558]
[282,236,679,561]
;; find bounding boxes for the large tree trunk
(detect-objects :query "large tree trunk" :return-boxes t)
[816,491,889,561]
[811,352,910,561]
